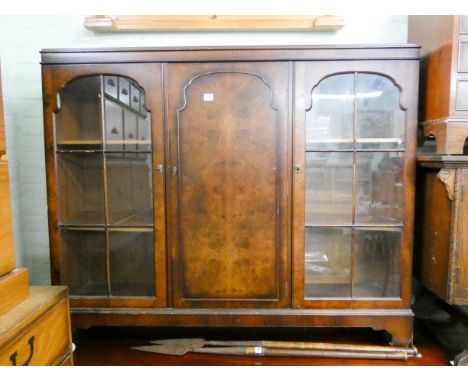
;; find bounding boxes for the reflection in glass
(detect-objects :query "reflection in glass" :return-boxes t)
[355,152,404,225]
[106,153,153,226]
[57,152,105,225]
[105,99,124,151]
[109,230,154,296]
[306,74,354,150]
[124,108,138,151]
[56,76,102,150]
[104,76,118,99]
[303,72,405,301]
[54,75,154,298]
[304,227,352,298]
[354,228,401,298]
[305,152,353,225]
[119,77,130,105]
[60,228,107,296]
[138,115,152,152]
[356,73,405,149]
[130,84,140,112]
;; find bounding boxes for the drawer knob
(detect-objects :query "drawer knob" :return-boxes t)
[9,336,35,366]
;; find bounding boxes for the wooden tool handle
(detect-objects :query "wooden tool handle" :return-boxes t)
[261,340,418,355]
[206,340,418,356]
[193,346,413,360]
[192,346,258,356]
[261,347,411,360]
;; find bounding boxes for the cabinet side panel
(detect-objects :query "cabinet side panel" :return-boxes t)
[408,16,454,121]
[0,161,15,276]
[455,169,468,303]
[417,168,452,300]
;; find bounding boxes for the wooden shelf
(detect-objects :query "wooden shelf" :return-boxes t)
[106,140,151,145]
[305,224,403,230]
[84,15,345,32]
[57,140,102,145]
[60,225,153,233]
[59,210,106,226]
[111,210,153,227]
[57,140,150,146]
[307,138,404,143]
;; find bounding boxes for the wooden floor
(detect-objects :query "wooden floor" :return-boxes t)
[72,321,451,366]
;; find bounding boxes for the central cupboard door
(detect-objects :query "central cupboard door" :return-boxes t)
[166,63,291,308]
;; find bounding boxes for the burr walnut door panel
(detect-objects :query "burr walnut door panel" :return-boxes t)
[166,63,291,308]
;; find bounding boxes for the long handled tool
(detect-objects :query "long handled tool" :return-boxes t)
[132,338,421,360]
[149,338,419,356]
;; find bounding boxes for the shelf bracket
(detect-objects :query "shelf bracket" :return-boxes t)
[437,168,456,201]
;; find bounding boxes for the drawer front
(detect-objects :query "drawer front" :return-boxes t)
[104,76,118,99]
[0,299,71,366]
[460,16,468,34]
[459,42,468,73]
[456,79,468,111]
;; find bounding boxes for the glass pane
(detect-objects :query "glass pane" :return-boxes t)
[305,152,353,225]
[109,230,154,296]
[104,76,118,99]
[355,152,404,225]
[60,228,107,296]
[57,152,105,225]
[55,76,102,150]
[304,227,352,298]
[306,74,354,150]
[106,153,153,226]
[354,228,401,298]
[104,99,124,151]
[130,83,140,112]
[138,114,152,152]
[123,108,138,151]
[118,77,130,105]
[140,92,147,116]
[356,73,405,149]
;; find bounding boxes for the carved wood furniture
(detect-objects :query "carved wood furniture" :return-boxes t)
[40,45,420,347]
[408,16,468,154]
[0,62,73,366]
[414,155,468,365]
[415,155,468,305]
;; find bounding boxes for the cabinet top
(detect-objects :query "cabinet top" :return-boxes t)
[40,44,420,65]
[417,154,468,168]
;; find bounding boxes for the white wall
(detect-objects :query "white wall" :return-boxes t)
[0,15,408,284]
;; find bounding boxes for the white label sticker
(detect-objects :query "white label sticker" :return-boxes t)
[203,93,214,102]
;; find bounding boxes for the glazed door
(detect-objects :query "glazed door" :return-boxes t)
[42,64,167,308]
[293,61,418,309]
[166,62,291,308]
